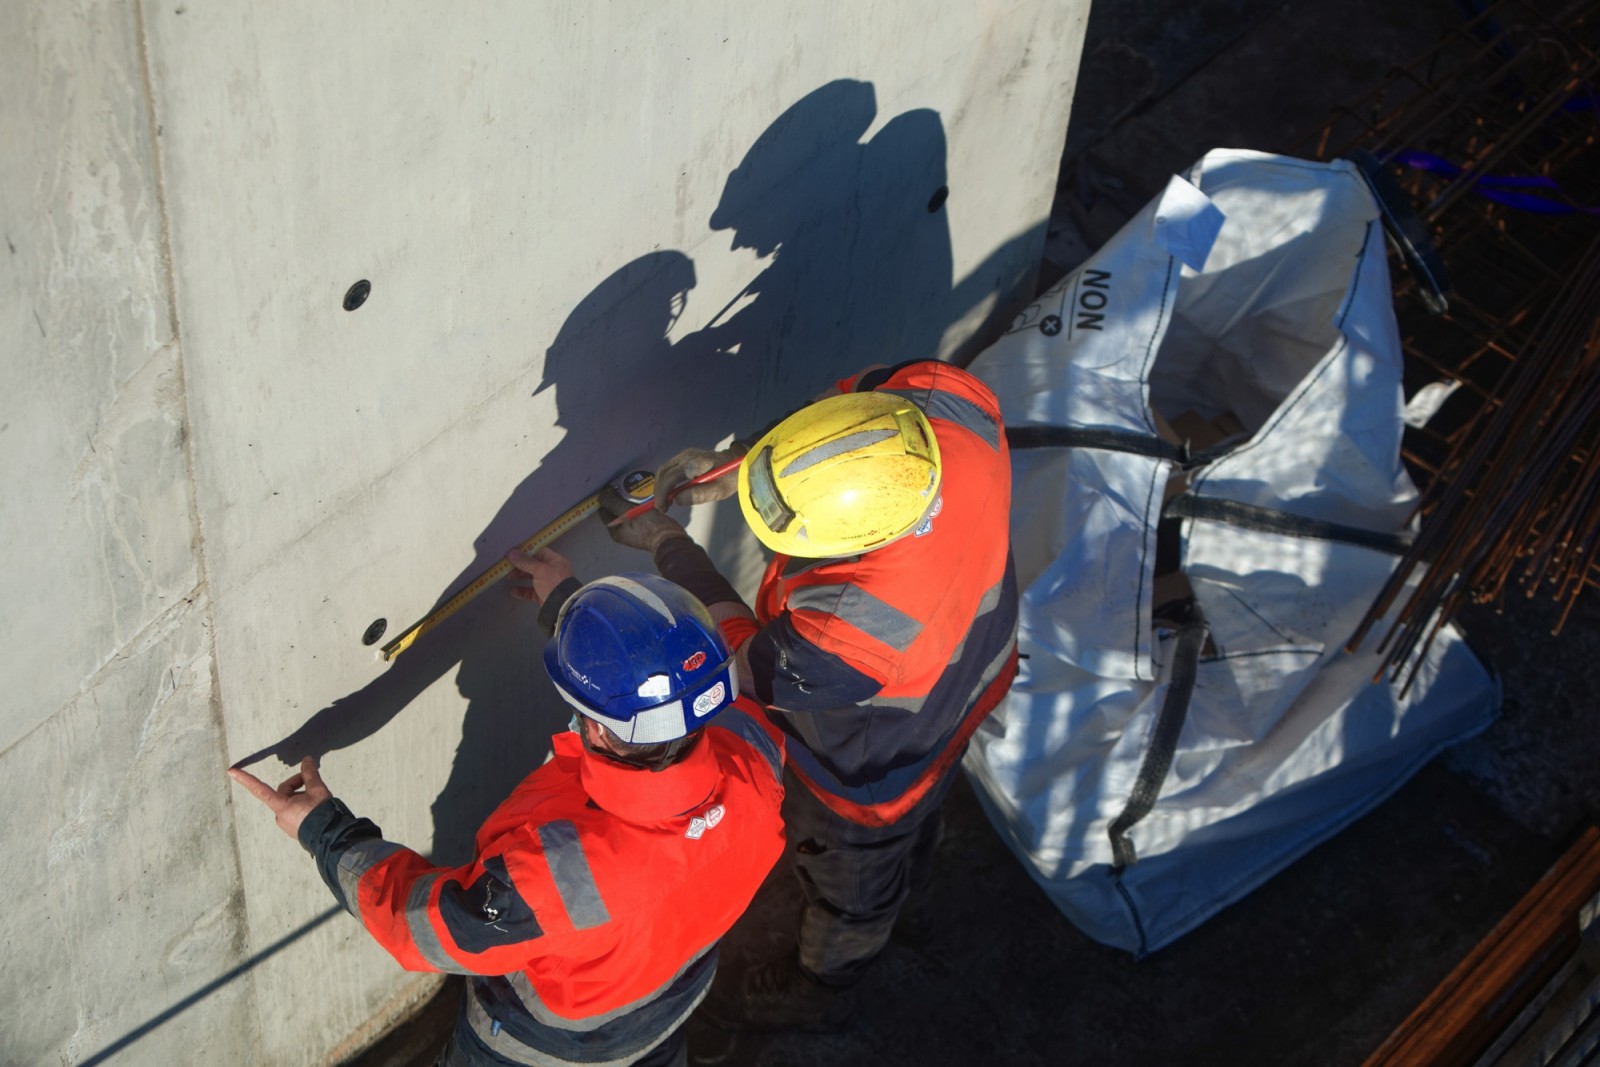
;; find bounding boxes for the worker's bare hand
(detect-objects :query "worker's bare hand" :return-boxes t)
[654,446,745,511]
[507,546,576,605]
[598,486,689,555]
[227,757,333,839]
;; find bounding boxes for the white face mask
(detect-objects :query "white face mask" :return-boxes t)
[568,714,582,735]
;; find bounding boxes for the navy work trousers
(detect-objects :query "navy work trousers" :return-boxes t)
[436,997,689,1067]
[785,762,958,985]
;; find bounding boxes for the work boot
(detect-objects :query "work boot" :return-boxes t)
[698,952,852,1033]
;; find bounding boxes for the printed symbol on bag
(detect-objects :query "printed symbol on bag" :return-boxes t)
[1040,315,1062,336]
[1075,269,1111,332]
[1008,300,1045,334]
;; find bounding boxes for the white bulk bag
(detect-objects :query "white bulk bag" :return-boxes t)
[965,149,1498,956]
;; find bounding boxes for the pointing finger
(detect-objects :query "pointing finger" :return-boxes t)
[227,767,280,806]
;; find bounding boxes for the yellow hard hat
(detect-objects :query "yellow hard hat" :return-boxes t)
[737,392,942,557]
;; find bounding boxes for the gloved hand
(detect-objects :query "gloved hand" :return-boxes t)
[598,485,690,555]
[653,445,747,512]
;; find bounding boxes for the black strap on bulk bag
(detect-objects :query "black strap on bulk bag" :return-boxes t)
[1107,501,1412,869]
[1006,425,1189,463]
[1005,425,1247,470]
[1006,425,1416,872]
[1107,598,1209,870]
[1163,494,1416,556]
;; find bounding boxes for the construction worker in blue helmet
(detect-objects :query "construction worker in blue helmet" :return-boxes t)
[229,549,786,1067]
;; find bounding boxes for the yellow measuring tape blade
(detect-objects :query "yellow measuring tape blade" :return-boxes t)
[378,472,657,663]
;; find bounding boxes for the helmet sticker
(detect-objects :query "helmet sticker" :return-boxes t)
[914,493,944,538]
[683,651,707,671]
[693,681,726,717]
[636,673,672,699]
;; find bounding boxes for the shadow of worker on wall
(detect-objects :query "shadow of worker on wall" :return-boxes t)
[690,78,1043,565]
[698,79,954,419]
[236,251,737,864]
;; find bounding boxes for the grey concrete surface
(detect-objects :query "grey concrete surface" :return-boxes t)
[1,3,1088,1064]
[0,5,254,1064]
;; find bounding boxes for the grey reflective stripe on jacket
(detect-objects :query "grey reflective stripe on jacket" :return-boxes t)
[536,820,611,930]
[786,582,924,652]
[770,558,1019,803]
[783,571,1007,710]
[334,839,403,916]
[462,944,716,1066]
[935,574,1008,673]
[879,385,1001,450]
[797,603,1015,721]
[404,871,479,974]
[501,943,715,1035]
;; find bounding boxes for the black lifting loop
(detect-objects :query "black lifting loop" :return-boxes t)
[1107,598,1209,870]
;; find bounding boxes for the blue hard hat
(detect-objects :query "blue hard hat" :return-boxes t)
[543,573,737,743]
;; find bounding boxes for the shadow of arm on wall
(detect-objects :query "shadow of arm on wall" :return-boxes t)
[234,250,716,775]
[77,906,342,1067]
[230,610,473,770]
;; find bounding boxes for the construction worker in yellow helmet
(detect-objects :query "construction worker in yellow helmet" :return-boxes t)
[600,359,1018,1034]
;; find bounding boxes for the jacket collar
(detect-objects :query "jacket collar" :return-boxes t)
[557,731,720,825]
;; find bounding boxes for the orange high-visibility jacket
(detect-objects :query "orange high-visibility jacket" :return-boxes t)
[744,361,1018,826]
[298,700,784,1063]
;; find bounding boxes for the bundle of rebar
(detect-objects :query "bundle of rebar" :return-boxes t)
[1349,233,1600,681]
[1308,0,1600,681]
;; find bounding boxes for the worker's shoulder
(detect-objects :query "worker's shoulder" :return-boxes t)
[705,698,786,781]
[476,759,588,835]
[877,361,1003,439]
[876,359,993,395]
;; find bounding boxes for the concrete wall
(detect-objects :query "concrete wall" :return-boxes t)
[0,2,1087,1063]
